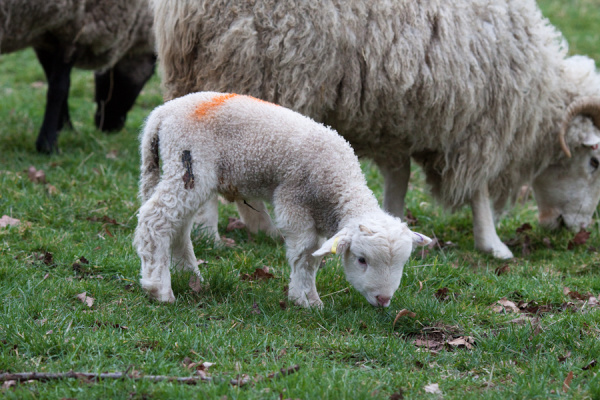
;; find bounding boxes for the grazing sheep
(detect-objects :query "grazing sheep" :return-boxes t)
[151,0,600,259]
[0,0,156,153]
[133,92,431,307]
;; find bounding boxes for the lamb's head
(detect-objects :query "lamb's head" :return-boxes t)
[313,214,431,307]
[533,97,600,231]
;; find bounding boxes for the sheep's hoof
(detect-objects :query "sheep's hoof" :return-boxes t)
[477,241,514,259]
[290,293,323,309]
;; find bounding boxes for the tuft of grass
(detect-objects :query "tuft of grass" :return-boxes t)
[1,1,600,398]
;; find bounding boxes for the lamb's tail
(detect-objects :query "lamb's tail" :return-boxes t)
[139,108,164,203]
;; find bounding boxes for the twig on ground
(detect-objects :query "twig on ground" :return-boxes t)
[0,364,301,387]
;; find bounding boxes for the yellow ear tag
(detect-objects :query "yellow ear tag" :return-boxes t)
[331,237,341,254]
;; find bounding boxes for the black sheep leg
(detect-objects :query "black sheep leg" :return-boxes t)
[34,46,75,153]
[94,54,156,132]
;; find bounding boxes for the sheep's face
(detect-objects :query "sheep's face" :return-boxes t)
[313,215,431,307]
[533,117,600,231]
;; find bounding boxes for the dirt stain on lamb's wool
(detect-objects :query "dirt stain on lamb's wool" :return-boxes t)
[182,150,195,189]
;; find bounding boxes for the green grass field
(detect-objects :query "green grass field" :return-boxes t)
[1,1,600,399]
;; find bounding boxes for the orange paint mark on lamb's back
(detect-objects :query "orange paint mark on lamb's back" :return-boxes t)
[194,93,238,119]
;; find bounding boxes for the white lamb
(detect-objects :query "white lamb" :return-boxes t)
[134,92,431,307]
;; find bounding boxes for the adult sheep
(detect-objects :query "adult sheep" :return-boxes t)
[152,0,600,259]
[0,0,156,153]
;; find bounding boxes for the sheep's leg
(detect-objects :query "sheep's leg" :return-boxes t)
[274,200,322,308]
[94,54,156,132]
[192,194,221,241]
[172,216,202,279]
[380,158,411,219]
[33,46,75,153]
[135,180,207,302]
[236,200,278,237]
[34,47,73,132]
[471,186,513,259]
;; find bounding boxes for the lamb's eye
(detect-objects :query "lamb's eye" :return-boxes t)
[358,257,367,265]
[591,157,599,170]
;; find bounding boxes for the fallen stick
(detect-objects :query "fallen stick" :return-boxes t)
[0,364,300,387]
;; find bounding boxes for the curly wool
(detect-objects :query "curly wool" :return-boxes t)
[0,0,154,70]
[151,0,600,209]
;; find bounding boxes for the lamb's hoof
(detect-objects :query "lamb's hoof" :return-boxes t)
[477,241,514,259]
[290,293,323,309]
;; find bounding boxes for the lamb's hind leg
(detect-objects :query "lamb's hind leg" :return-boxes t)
[172,216,202,279]
[135,181,207,302]
[236,199,278,237]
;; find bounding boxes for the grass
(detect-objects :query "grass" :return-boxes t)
[1,1,600,398]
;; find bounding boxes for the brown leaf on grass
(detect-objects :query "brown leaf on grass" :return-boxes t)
[34,251,54,266]
[226,217,246,232]
[516,223,533,233]
[495,264,511,276]
[0,215,20,228]
[434,287,450,301]
[105,150,119,159]
[26,166,46,184]
[393,309,416,328]
[72,256,90,274]
[76,292,94,308]
[389,390,405,400]
[279,300,287,310]
[251,303,261,315]
[543,237,553,249]
[241,266,275,281]
[404,209,418,226]
[413,339,445,352]
[582,360,597,370]
[189,275,203,293]
[563,371,574,393]
[563,287,592,301]
[2,380,17,389]
[46,184,59,195]
[558,351,572,363]
[492,298,520,313]
[423,383,442,394]
[568,230,591,250]
[447,336,475,350]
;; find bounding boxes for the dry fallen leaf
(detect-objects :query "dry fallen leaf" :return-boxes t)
[393,309,416,328]
[423,383,441,394]
[241,266,275,281]
[516,223,533,233]
[105,150,119,159]
[221,236,236,247]
[447,336,475,350]
[492,297,520,313]
[495,264,511,276]
[27,166,46,184]
[563,371,574,393]
[568,230,591,250]
[582,360,597,371]
[76,292,94,308]
[0,215,20,228]
[189,275,203,293]
[46,184,59,195]
[434,287,450,301]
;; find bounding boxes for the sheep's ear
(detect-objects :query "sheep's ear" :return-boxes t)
[312,229,350,257]
[411,231,432,247]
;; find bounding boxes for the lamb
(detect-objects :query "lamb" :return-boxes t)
[151,0,600,259]
[0,0,156,153]
[133,92,431,307]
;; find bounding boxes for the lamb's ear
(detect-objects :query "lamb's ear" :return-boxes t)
[411,231,432,247]
[312,228,350,257]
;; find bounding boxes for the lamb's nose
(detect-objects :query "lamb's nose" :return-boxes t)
[375,295,391,307]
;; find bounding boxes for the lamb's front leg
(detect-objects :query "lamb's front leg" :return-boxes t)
[471,185,513,259]
[134,198,177,303]
[284,232,322,308]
